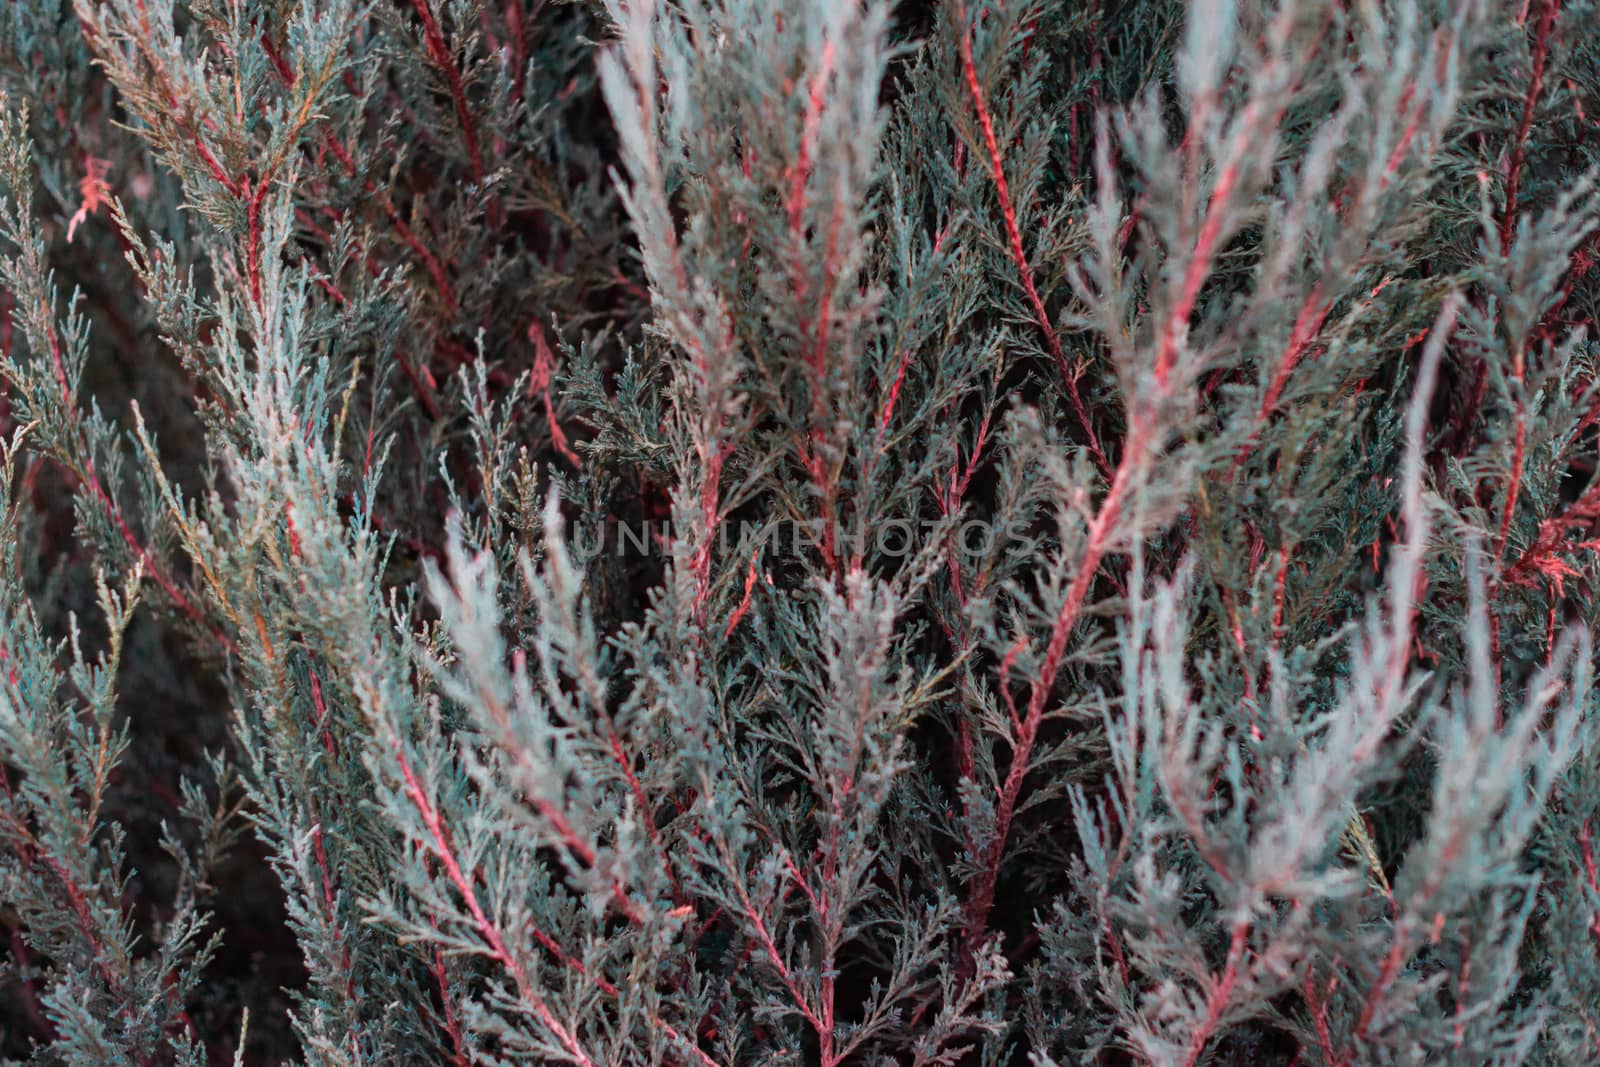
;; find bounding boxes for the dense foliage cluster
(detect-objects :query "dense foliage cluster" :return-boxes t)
[2,0,1600,1062]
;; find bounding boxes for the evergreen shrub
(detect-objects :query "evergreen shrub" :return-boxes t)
[2,0,1600,1062]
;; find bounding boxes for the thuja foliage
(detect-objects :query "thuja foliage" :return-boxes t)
[1,0,1600,1061]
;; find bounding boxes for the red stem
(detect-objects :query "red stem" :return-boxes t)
[737,884,830,1049]
[1503,479,1600,590]
[957,6,1109,477]
[1578,821,1600,952]
[788,41,844,576]
[1497,362,1529,561]
[1154,106,1256,389]
[722,553,760,640]
[410,0,485,183]
[1182,917,1251,1067]
[263,33,459,315]
[961,419,1147,961]
[7,926,55,1040]
[392,744,596,1066]
[1501,0,1559,250]
[1303,969,1344,1067]
[528,322,580,467]
[246,178,266,311]
[432,946,470,1067]
[1356,935,1408,1039]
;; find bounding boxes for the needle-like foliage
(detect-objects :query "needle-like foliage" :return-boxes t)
[2,0,1600,1063]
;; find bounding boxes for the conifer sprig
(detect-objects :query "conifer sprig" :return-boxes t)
[0,0,1598,1062]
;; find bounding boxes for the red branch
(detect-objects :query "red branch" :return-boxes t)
[1356,934,1409,1039]
[789,40,844,576]
[410,0,485,183]
[1153,101,1259,388]
[0,763,139,1041]
[1501,0,1559,250]
[1375,76,1424,190]
[81,456,237,656]
[957,6,1109,476]
[432,946,469,1067]
[736,886,829,1053]
[1232,285,1330,473]
[1258,286,1330,424]
[1497,355,1530,563]
[1303,968,1344,1067]
[723,553,761,640]
[528,322,580,467]
[1578,821,1600,952]
[393,742,717,1066]
[1503,480,1600,593]
[262,32,459,315]
[393,744,596,1066]
[961,417,1148,961]
[245,178,266,311]
[305,749,362,1035]
[7,927,53,1040]
[1183,917,1251,1067]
